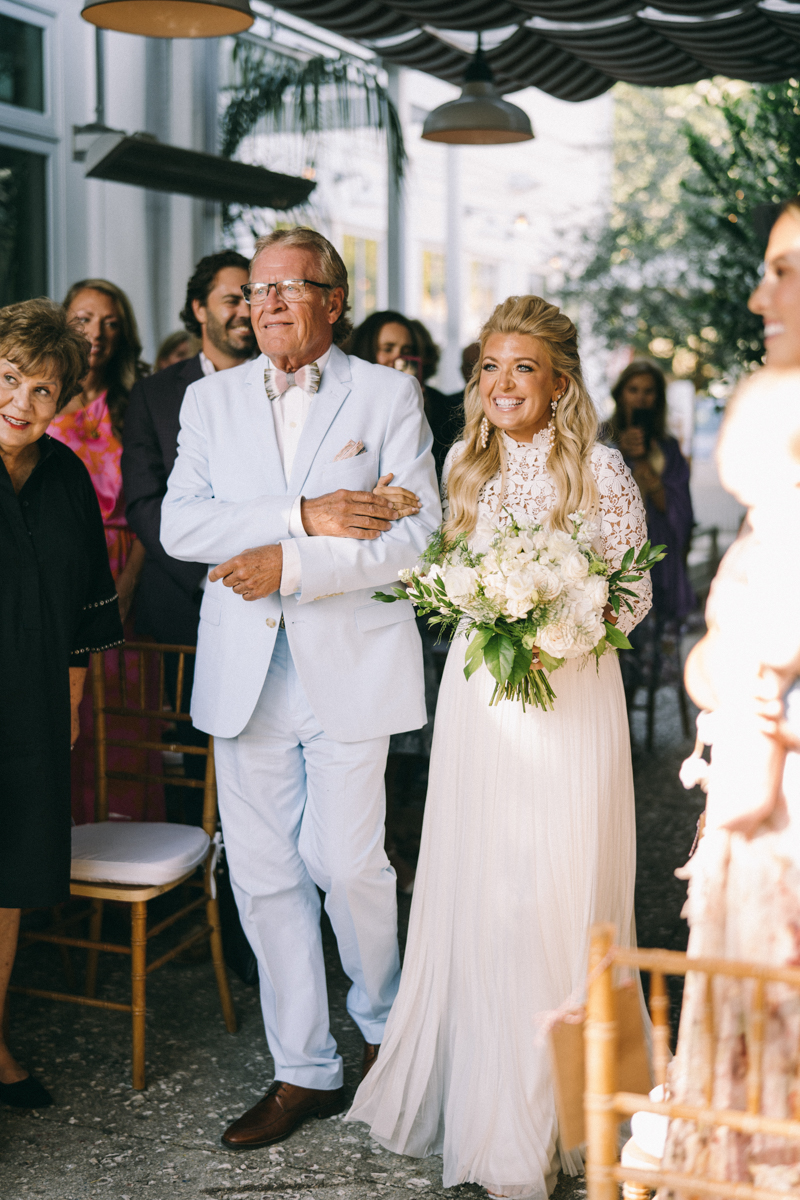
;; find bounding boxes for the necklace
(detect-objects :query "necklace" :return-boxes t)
[78,395,106,441]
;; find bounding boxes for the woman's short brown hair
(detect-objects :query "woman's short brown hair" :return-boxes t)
[0,298,89,410]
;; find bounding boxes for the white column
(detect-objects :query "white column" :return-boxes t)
[385,63,405,313]
[441,142,462,392]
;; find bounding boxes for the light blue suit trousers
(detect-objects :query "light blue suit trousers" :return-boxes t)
[214,630,401,1090]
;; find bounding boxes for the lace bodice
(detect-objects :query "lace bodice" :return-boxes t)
[442,430,652,635]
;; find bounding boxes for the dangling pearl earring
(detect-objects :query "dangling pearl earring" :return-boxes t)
[551,391,564,415]
[479,416,490,449]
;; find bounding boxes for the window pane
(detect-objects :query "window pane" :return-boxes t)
[421,249,446,321]
[342,234,378,325]
[0,145,47,306]
[470,260,497,323]
[0,16,44,112]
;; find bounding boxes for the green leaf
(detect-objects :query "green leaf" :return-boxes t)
[483,634,515,684]
[372,589,402,603]
[537,649,564,672]
[621,547,635,571]
[604,621,632,650]
[509,645,534,688]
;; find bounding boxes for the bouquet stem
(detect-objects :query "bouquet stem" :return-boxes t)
[490,668,557,712]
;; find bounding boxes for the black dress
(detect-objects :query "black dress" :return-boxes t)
[1,435,123,908]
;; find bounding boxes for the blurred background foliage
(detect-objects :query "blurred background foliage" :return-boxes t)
[564,78,800,392]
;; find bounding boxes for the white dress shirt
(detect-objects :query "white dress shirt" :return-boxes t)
[268,346,332,596]
[199,351,216,377]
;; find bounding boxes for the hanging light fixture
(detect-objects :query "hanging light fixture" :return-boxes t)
[422,39,533,145]
[81,0,254,38]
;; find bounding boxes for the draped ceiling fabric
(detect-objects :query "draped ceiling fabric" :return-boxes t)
[271,2,800,102]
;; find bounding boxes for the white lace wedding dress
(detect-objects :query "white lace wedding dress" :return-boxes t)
[347,430,652,1198]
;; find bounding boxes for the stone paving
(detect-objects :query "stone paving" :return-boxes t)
[1,682,703,1200]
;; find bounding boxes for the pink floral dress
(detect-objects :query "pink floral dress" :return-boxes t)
[49,393,162,824]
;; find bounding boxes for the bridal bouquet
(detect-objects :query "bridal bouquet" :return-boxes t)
[375,512,665,711]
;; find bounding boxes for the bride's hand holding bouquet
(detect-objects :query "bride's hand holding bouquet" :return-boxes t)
[376,511,664,710]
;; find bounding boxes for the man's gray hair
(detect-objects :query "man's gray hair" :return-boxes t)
[252,227,353,346]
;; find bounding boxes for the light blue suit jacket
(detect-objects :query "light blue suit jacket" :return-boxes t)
[160,346,442,742]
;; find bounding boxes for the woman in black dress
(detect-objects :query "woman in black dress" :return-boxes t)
[0,299,123,1107]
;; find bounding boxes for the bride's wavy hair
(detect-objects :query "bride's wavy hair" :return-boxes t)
[444,295,599,540]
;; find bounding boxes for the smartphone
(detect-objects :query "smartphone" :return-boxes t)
[394,355,424,383]
[631,408,657,445]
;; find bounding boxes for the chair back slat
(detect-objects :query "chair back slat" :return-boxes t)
[139,648,146,710]
[92,652,109,822]
[118,645,128,709]
[158,653,165,714]
[702,971,715,1105]
[648,969,670,1088]
[175,651,186,715]
[746,977,765,1116]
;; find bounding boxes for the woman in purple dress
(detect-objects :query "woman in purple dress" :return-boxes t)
[609,360,695,620]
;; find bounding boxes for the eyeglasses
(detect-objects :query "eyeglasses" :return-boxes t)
[241,279,333,306]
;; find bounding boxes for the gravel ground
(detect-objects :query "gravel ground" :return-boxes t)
[2,673,704,1200]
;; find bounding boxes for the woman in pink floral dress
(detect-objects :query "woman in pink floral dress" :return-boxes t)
[49,279,155,823]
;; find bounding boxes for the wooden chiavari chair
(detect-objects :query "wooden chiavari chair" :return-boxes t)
[12,643,236,1089]
[584,923,800,1200]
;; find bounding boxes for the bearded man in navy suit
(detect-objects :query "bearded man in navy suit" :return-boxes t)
[122,249,255,646]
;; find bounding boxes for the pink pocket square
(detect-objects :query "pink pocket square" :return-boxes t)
[333,439,365,462]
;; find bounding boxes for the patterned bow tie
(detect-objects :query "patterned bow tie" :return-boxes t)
[264,361,321,401]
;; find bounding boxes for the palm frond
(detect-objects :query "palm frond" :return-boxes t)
[220,42,406,183]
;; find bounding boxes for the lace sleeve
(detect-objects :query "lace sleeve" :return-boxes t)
[440,441,466,522]
[594,445,653,635]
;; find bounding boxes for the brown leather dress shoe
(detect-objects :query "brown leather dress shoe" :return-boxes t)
[362,1042,380,1080]
[221,1080,346,1150]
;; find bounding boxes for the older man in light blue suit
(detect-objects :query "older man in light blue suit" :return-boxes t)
[161,228,441,1150]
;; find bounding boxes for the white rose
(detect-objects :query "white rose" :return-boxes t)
[530,563,562,602]
[443,565,479,605]
[583,574,609,610]
[532,530,548,551]
[538,618,577,658]
[506,596,532,620]
[570,617,605,656]
[546,530,574,561]
[559,549,589,585]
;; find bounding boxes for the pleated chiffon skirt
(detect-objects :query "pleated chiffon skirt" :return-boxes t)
[347,640,639,1198]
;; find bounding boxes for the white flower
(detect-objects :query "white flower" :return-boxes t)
[506,597,532,620]
[442,564,480,605]
[505,566,538,615]
[582,574,609,610]
[546,530,574,561]
[398,568,414,583]
[538,618,577,658]
[530,563,562,602]
[560,549,589,585]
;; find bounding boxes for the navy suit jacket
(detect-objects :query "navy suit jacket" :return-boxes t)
[122,354,207,645]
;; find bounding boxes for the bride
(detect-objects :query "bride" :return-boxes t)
[347,296,652,1198]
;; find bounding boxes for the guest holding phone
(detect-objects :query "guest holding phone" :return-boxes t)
[609,359,695,630]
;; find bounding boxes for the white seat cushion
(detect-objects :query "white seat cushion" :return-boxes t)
[71,822,210,886]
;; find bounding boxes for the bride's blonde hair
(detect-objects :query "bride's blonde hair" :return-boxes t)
[444,295,599,540]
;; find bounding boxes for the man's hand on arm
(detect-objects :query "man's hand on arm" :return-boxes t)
[209,544,283,600]
[300,490,403,539]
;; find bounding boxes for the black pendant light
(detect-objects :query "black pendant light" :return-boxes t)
[422,39,533,146]
[81,0,254,38]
